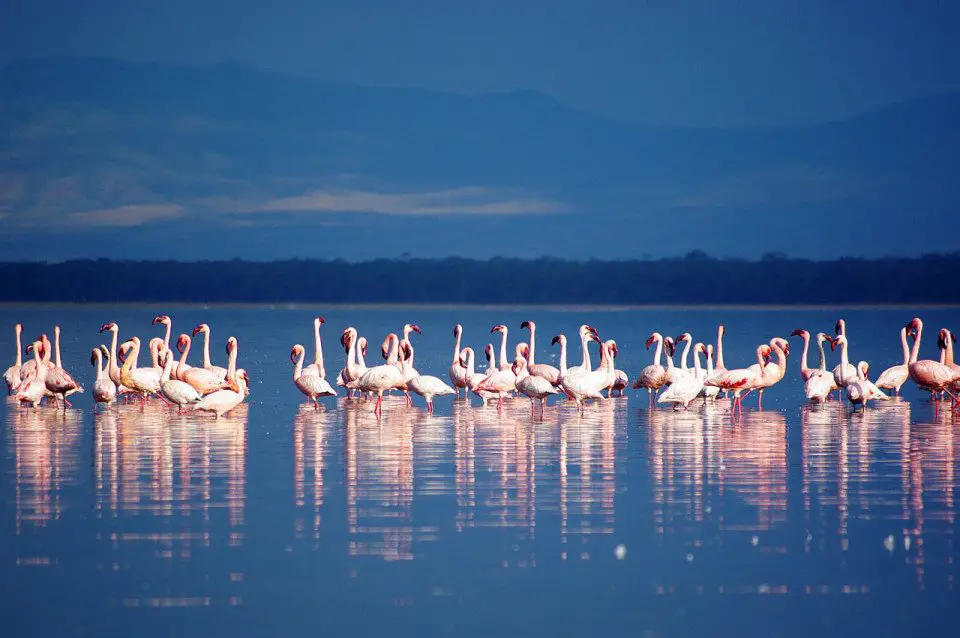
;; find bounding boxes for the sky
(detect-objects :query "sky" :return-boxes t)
[1,1,959,262]
[2,0,959,127]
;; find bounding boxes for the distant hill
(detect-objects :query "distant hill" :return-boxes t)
[1,57,958,261]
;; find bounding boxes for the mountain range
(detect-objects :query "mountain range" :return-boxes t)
[1,57,958,261]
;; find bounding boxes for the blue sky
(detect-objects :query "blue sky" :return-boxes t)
[2,0,959,127]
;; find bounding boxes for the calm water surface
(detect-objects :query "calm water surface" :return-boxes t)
[3,306,960,636]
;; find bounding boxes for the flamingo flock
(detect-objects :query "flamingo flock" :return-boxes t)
[5,315,960,418]
[5,316,249,418]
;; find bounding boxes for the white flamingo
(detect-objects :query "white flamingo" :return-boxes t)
[15,341,47,409]
[402,342,455,412]
[699,345,721,400]
[195,337,247,418]
[703,344,768,417]
[658,342,705,410]
[44,326,84,409]
[302,317,329,379]
[520,320,561,385]
[449,324,469,397]
[192,323,228,379]
[514,356,559,413]
[832,319,858,391]
[875,326,910,396]
[152,315,179,377]
[802,333,834,404]
[357,333,406,416]
[462,346,497,405]
[118,338,163,407]
[476,341,521,412]
[559,339,612,410]
[90,345,117,410]
[633,332,669,403]
[291,343,337,407]
[158,347,202,411]
[180,333,231,396]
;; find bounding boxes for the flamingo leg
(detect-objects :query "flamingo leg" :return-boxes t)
[497,396,504,413]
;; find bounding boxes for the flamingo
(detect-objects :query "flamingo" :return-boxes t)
[192,323,228,379]
[832,319,858,392]
[875,327,910,396]
[152,315,178,377]
[171,334,193,380]
[90,345,117,410]
[559,339,612,410]
[339,328,368,398]
[291,343,337,407]
[514,356,559,413]
[603,339,629,397]
[662,337,680,384]
[179,334,231,396]
[195,337,247,418]
[658,342,705,410]
[633,332,669,404]
[831,336,889,409]
[118,338,164,407]
[904,318,960,412]
[564,325,601,379]
[44,326,84,409]
[158,347,202,411]
[802,334,834,403]
[4,323,23,394]
[674,332,696,378]
[700,345,721,400]
[490,324,513,371]
[99,323,135,401]
[357,333,405,416]
[302,317,329,379]
[520,320,561,385]
[395,323,422,403]
[402,342,455,412]
[15,341,47,409]
[755,337,789,408]
[449,324,469,397]
[461,346,497,405]
[476,340,521,412]
[790,329,818,382]
[703,344,767,417]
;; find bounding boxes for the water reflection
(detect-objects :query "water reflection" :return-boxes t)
[293,404,334,547]
[7,406,81,554]
[92,400,247,607]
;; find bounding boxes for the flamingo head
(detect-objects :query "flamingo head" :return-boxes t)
[664,337,675,356]
[790,329,807,338]
[519,343,530,358]
[315,316,325,327]
[583,325,600,338]
[118,341,134,364]
[760,345,772,364]
[675,332,691,344]
[290,344,303,364]
[551,335,563,347]
[15,323,22,333]
[485,344,494,360]
[99,322,117,333]
[400,342,413,362]
[829,335,845,351]
[607,340,619,357]
[340,329,352,350]
[706,344,714,359]
[90,349,99,367]
[520,320,533,331]
[381,334,396,360]
[491,324,506,334]
[512,357,526,375]
[453,324,462,337]
[834,319,844,335]
[152,315,170,326]
[405,323,421,336]
[26,342,34,355]
[860,362,870,379]
[100,344,109,359]
[696,343,707,356]
[226,337,237,356]
[176,334,189,353]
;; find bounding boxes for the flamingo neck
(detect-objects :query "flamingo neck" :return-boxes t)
[693,348,702,376]
[385,335,399,365]
[161,354,173,382]
[772,344,787,375]
[178,337,191,371]
[816,337,827,372]
[162,322,171,350]
[799,333,810,373]
[580,331,592,371]
[226,344,238,390]
[54,330,62,368]
[452,328,462,364]
[909,321,922,364]
[664,345,674,370]
[558,339,568,374]
[294,349,304,380]
[357,340,367,368]
[652,336,663,367]
[840,340,850,371]
[705,350,714,375]
[14,328,22,367]
[121,343,138,376]
[498,329,509,368]
[716,328,725,369]
[899,328,909,366]
[946,332,955,367]
[315,323,325,376]
[202,328,213,368]
[464,350,475,376]
[485,349,495,373]
[754,347,765,368]
[527,325,536,365]
[109,329,119,377]
[346,331,357,371]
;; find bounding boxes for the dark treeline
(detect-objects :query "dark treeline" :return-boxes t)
[1,252,959,304]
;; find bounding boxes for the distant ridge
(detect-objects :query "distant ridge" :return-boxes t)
[1,254,958,304]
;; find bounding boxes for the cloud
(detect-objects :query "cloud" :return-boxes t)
[253,187,564,216]
[670,166,859,209]
[70,204,185,227]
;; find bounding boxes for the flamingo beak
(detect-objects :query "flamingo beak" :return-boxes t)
[611,343,619,357]
[645,336,654,349]
[834,321,842,335]
[829,338,837,351]
[790,329,803,337]
[290,348,298,364]
[551,336,561,346]
[99,324,110,333]
[317,316,326,325]
[26,343,34,354]
[192,326,202,337]
[520,321,531,330]
[411,325,422,335]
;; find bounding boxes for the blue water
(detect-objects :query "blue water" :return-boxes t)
[3,305,960,637]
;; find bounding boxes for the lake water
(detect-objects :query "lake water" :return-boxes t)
[3,305,960,637]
